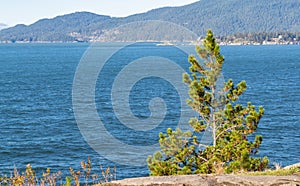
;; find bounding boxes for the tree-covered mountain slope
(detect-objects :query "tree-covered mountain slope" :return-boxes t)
[1,0,299,42]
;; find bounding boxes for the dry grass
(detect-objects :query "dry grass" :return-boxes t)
[0,157,116,186]
[241,166,300,176]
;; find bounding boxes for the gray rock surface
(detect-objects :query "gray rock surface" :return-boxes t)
[104,174,300,186]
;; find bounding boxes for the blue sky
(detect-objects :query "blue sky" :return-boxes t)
[0,0,199,26]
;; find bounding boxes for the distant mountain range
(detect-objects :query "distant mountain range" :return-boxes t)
[0,23,8,31]
[0,0,299,42]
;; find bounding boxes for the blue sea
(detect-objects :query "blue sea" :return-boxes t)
[0,43,299,179]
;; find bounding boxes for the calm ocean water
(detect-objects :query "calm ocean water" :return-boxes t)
[0,43,299,179]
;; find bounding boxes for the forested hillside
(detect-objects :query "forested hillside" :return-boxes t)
[0,0,299,42]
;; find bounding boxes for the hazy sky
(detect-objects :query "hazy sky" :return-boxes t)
[0,0,199,26]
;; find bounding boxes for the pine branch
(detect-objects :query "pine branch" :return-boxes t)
[215,125,238,141]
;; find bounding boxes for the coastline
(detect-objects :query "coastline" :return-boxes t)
[0,40,299,46]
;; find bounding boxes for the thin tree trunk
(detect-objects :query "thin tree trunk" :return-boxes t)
[211,85,217,147]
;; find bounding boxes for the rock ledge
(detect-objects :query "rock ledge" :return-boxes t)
[104,174,300,186]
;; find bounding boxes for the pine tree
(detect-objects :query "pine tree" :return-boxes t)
[147,30,268,175]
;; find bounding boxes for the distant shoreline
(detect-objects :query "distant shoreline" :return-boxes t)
[0,40,299,46]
